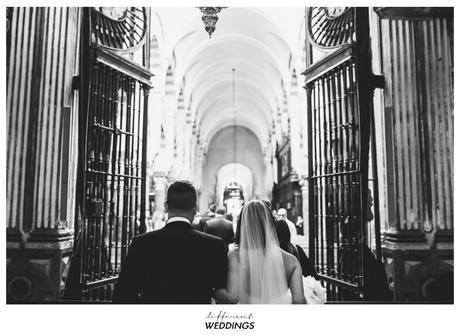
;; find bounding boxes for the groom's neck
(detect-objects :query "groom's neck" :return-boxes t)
[167,210,194,223]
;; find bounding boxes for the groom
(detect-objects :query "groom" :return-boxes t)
[113,181,228,303]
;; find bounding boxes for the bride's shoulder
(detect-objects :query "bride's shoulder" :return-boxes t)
[280,249,300,270]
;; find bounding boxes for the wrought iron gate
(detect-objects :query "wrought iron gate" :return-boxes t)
[75,7,152,301]
[304,7,381,301]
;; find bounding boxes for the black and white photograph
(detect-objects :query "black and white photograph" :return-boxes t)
[2,2,457,334]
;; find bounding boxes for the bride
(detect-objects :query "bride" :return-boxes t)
[223,200,306,304]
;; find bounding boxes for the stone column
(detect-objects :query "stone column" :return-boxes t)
[374,7,453,301]
[147,90,164,165]
[145,89,164,223]
[288,71,304,175]
[6,7,80,301]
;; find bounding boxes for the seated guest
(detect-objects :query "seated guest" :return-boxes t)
[204,206,235,253]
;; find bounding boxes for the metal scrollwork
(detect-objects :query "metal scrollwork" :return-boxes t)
[307,7,355,49]
[91,7,147,53]
[6,7,12,32]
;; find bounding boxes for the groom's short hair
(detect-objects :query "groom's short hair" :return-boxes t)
[166,180,197,211]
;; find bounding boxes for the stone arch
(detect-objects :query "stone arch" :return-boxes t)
[199,125,267,211]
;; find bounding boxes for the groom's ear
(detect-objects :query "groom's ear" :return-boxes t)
[164,202,168,212]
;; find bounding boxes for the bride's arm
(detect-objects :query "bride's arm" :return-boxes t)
[213,250,239,304]
[225,250,239,303]
[290,261,307,304]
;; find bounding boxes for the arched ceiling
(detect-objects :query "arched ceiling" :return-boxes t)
[167,7,300,151]
[204,125,264,170]
[201,106,269,149]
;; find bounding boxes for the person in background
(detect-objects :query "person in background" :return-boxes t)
[192,211,201,225]
[204,206,235,253]
[274,219,317,279]
[295,216,304,235]
[206,203,217,218]
[277,208,297,244]
[191,203,216,231]
[225,213,233,222]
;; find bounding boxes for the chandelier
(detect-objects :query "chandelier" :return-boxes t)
[198,7,225,38]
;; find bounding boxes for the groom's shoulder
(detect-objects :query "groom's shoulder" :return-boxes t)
[130,230,162,245]
[132,229,223,244]
[192,230,226,248]
[128,229,225,255]
[193,229,222,242]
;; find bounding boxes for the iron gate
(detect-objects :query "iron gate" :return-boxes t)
[304,7,381,301]
[75,7,152,301]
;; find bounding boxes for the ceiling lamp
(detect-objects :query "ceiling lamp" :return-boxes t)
[198,7,225,38]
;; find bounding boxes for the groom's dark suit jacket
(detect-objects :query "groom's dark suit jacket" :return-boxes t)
[112,219,228,303]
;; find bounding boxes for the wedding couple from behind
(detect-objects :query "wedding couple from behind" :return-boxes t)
[113,180,324,304]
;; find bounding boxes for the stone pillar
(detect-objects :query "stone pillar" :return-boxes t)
[6,7,80,301]
[182,104,193,180]
[153,70,176,176]
[147,90,164,165]
[374,7,453,301]
[288,70,305,175]
[145,89,164,222]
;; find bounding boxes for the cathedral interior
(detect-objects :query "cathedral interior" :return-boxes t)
[5,7,454,303]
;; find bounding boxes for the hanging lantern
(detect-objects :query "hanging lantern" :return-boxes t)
[198,7,224,38]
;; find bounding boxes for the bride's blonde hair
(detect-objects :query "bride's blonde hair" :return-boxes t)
[236,199,289,303]
[235,200,277,249]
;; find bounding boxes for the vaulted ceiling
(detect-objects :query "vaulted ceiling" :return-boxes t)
[154,7,305,150]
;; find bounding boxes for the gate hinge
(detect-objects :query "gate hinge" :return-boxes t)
[371,74,385,89]
[72,75,80,91]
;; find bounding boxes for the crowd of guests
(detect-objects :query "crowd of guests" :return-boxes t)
[189,201,317,280]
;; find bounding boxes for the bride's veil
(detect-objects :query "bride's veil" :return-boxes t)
[237,200,289,303]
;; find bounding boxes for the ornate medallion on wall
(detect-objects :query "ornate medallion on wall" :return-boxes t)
[307,7,355,49]
[7,257,53,301]
[91,7,147,52]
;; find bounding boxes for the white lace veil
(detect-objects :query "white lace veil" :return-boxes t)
[237,200,289,303]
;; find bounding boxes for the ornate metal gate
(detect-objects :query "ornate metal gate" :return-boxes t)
[304,7,381,301]
[74,7,152,301]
